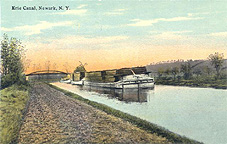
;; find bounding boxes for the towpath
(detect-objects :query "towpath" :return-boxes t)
[18,82,169,143]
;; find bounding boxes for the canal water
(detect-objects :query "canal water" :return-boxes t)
[52,82,227,144]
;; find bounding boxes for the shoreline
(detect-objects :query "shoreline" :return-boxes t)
[155,81,227,90]
[48,82,202,144]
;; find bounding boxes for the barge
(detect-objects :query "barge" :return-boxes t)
[62,66,155,89]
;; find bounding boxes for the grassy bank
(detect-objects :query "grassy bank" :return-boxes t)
[0,84,29,144]
[155,78,227,89]
[48,83,202,144]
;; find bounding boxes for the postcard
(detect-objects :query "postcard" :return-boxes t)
[1,0,227,144]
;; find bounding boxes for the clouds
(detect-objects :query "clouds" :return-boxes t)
[25,35,129,51]
[50,35,129,48]
[209,32,227,37]
[127,16,203,27]
[77,4,87,9]
[105,9,127,15]
[2,21,74,35]
[150,31,192,40]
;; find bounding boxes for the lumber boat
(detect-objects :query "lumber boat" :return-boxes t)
[63,66,155,89]
[71,70,154,89]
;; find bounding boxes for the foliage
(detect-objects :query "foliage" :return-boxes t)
[0,84,29,144]
[208,52,224,79]
[181,62,192,80]
[193,68,202,78]
[203,66,212,75]
[1,34,27,89]
[171,67,179,80]
[74,61,87,72]
[154,52,226,89]
[157,68,164,79]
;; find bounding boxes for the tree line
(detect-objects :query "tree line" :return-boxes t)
[1,34,27,89]
[156,52,225,81]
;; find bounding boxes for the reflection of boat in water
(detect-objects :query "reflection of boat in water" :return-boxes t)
[81,86,149,103]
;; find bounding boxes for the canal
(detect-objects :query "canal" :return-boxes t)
[52,82,227,144]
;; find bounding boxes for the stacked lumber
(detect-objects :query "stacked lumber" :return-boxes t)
[103,75,116,82]
[105,70,117,76]
[83,66,147,83]
[102,70,117,82]
[85,71,103,82]
[116,68,133,76]
[72,72,85,81]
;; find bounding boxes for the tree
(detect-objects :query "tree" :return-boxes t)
[203,66,212,76]
[208,52,224,79]
[45,60,51,72]
[165,68,170,75]
[171,67,179,80]
[181,62,192,80]
[33,64,36,71]
[63,62,71,73]
[23,59,31,72]
[52,63,57,70]
[157,68,164,79]
[193,68,202,78]
[74,61,87,72]
[37,63,42,71]
[1,34,26,88]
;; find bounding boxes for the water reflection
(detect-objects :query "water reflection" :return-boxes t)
[78,86,154,103]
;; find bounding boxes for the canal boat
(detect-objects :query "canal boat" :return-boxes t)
[115,74,154,89]
[71,78,84,85]
[60,79,71,84]
[79,73,154,89]
[67,66,155,89]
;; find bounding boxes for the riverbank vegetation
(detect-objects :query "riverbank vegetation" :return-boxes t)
[153,52,227,89]
[48,83,201,144]
[1,34,28,89]
[0,34,30,143]
[0,84,29,144]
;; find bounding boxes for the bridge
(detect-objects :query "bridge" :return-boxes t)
[26,70,68,81]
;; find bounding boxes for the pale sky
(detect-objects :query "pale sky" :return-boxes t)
[1,0,227,73]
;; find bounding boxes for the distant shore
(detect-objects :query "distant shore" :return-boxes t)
[155,79,227,89]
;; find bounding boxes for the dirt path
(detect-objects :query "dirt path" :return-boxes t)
[18,83,169,143]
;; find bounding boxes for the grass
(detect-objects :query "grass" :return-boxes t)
[48,83,202,144]
[0,84,29,144]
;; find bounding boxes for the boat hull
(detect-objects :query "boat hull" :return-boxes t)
[115,82,154,89]
[83,81,154,89]
[71,80,84,85]
[60,79,71,84]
